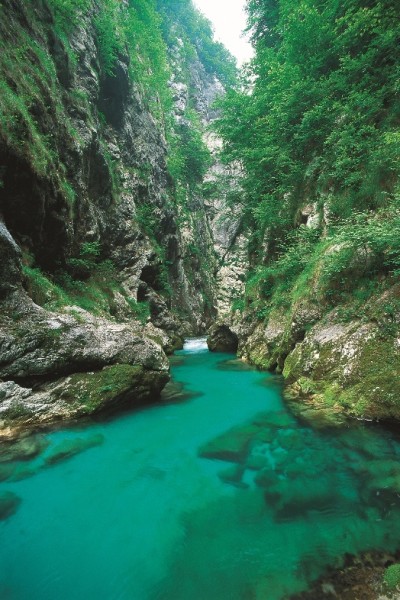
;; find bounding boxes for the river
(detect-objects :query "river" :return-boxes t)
[1,338,400,599]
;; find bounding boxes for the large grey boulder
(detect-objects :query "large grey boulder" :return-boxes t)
[207,324,238,353]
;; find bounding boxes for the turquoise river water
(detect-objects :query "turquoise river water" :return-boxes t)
[1,338,400,599]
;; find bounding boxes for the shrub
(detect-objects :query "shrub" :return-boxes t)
[384,564,400,590]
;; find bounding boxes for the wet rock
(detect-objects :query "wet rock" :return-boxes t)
[207,324,238,353]
[44,433,104,466]
[218,465,249,489]
[160,380,203,404]
[0,363,169,434]
[51,363,169,415]
[0,491,21,521]
[263,475,338,519]
[0,463,15,482]
[237,308,290,371]
[0,434,49,463]
[289,550,400,600]
[283,315,400,421]
[199,417,274,463]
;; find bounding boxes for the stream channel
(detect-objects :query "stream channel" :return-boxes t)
[1,338,400,599]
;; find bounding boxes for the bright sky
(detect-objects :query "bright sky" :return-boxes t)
[193,0,254,66]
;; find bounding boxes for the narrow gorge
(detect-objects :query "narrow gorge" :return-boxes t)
[1,0,400,598]
[0,0,244,436]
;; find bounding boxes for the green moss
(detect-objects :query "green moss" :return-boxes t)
[59,364,146,414]
[341,338,400,419]
[296,377,319,395]
[284,323,400,421]
[384,564,400,590]
[22,265,71,308]
[2,400,34,420]
[126,299,150,324]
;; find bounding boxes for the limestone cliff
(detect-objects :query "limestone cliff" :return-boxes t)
[0,0,235,435]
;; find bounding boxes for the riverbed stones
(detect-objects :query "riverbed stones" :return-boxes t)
[289,550,400,600]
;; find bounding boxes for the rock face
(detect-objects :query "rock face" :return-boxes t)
[0,0,230,435]
[207,324,239,353]
[235,284,400,422]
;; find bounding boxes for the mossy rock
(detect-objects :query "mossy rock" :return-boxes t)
[283,317,400,422]
[54,363,168,415]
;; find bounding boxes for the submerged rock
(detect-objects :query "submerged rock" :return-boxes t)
[0,434,49,463]
[44,433,104,466]
[160,380,203,404]
[0,491,21,521]
[262,475,338,519]
[0,463,15,482]
[199,420,273,463]
[216,358,254,372]
[218,465,249,489]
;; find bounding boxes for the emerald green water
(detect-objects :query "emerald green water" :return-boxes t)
[1,338,400,599]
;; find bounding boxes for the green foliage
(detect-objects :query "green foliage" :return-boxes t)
[0,34,60,177]
[23,256,150,325]
[156,0,237,87]
[48,0,91,35]
[246,226,320,307]
[216,0,400,223]
[94,0,124,75]
[135,203,158,239]
[126,299,150,324]
[126,0,172,119]
[167,109,211,193]
[215,0,400,320]
[384,563,400,590]
[65,241,101,276]
[22,265,71,308]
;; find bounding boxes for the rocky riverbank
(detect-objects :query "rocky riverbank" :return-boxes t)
[207,278,400,425]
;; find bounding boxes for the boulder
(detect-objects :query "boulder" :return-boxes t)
[207,324,238,353]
